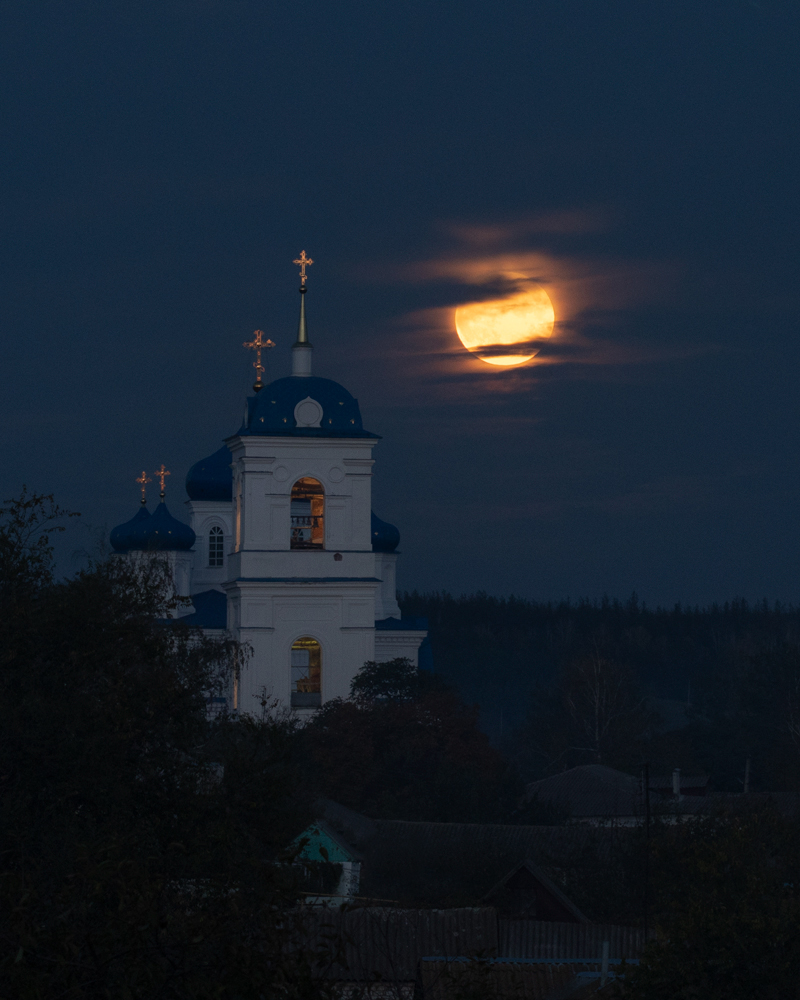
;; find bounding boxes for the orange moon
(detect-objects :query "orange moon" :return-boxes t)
[455,287,555,366]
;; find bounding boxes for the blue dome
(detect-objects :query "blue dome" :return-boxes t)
[186,445,232,501]
[371,510,400,553]
[129,501,196,552]
[110,505,150,553]
[239,376,379,438]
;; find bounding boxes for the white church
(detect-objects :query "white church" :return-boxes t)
[110,257,429,714]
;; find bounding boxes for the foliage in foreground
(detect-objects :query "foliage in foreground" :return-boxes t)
[0,491,333,999]
[302,658,518,822]
[626,810,800,1000]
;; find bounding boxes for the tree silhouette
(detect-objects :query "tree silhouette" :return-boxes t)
[0,492,335,999]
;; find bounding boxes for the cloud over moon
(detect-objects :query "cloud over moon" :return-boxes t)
[361,211,708,398]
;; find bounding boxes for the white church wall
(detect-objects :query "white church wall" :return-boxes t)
[186,499,233,593]
[227,436,376,561]
[230,548,378,582]
[230,581,378,713]
[374,631,428,667]
[374,552,401,620]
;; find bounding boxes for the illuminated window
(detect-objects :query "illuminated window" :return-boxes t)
[208,526,224,567]
[290,477,324,550]
[291,636,321,708]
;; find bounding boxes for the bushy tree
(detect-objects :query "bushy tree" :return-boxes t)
[0,492,334,998]
[513,647,658,779]
[627,809,800,1000]
[350,656,421,702]
[712,642,800,791]
[302,659,517,822]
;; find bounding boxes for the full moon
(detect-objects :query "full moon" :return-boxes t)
[455,287,555,366]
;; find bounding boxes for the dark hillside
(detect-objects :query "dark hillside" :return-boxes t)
[399,592,800,791]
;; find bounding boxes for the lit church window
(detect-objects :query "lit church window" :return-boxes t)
[208,526,224,567]
[291,636,321,708]
[290,477,324,549]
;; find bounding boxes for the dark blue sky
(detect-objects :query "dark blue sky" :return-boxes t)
[2,0,799,605]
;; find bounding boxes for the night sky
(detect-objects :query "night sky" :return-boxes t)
[2,1,799,605]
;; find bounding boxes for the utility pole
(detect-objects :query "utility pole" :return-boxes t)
[644,761,651,940]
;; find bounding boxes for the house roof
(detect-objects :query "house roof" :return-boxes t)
[296,906,498,982]
[525,766,642,819]
[483,861,590,924]
[416,958,607,1000]
[292,819,362,864]
[315,797,378,845]
[499,918,644,962]
[316,800,626,911]
[295,906,644,985]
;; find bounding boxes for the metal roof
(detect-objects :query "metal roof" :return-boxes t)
[316,801,623,910]
[417,958,602,1000]
[525,766,642,819]
[498,919,644,962]
[297,906,497,982]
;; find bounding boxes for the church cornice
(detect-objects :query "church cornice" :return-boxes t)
[225,433,381,446]
[230,576,383,584]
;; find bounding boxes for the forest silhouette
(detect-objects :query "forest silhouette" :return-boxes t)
[401,590,800,793]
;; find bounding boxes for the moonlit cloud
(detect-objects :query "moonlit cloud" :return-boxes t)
[400,249,673,322]
[362,215,708,399]
[439,207,615,246]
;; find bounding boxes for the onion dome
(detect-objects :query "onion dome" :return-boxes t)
[186,445,233,502]
[238,376,379,439]
[129,501,196,552]
[371,510,400,553]
[110,505,150,553]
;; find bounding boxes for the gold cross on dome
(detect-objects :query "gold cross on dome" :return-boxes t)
[293,250,314,286]
[136,470,152,504]
[243,329,275,389]
[155,464,171,497]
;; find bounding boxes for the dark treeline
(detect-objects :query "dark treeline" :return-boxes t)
[400,591,800,793]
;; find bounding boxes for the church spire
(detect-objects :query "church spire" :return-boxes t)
[243,329,275,393]
[292,250,314,377]
[155,464,171,500]
[136,470,152,506]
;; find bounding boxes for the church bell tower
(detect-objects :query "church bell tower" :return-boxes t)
[221,253,425,713]
[111,252,428,715]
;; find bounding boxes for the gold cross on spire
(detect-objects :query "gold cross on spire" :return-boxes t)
[293,250,314,286]
[243,329,275,392]
[136,470,152,505]
[155,464,171,498]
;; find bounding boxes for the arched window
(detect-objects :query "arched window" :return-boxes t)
[208,526,224,567]
[290,477,324,549]
[291,636,321,708]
